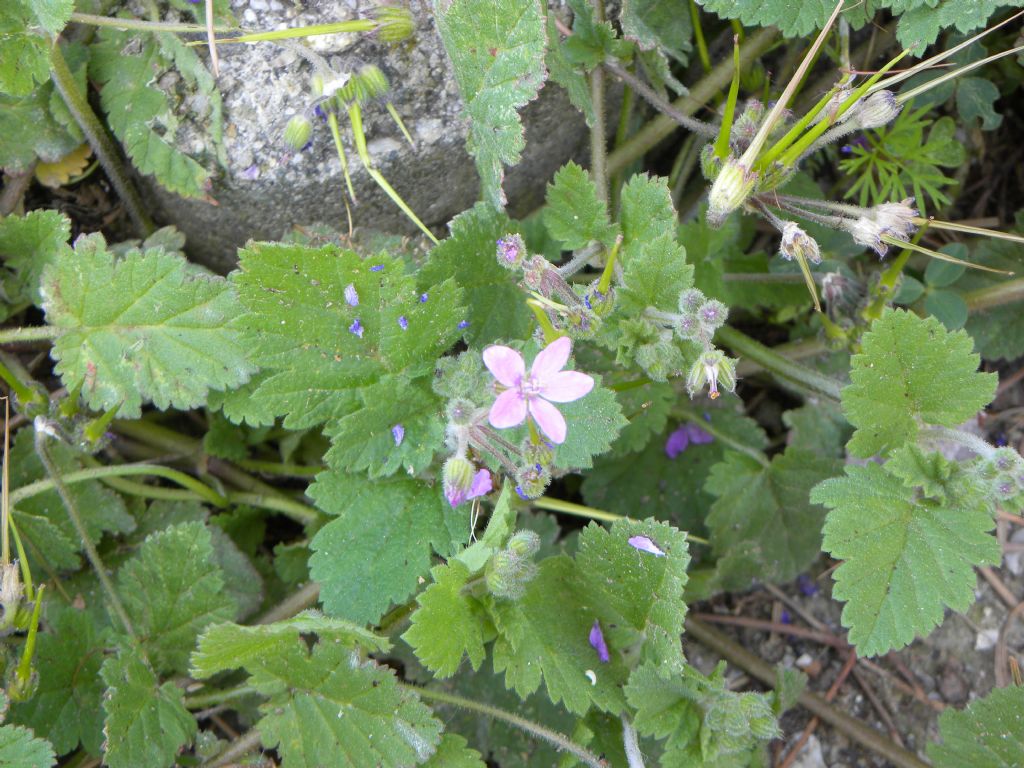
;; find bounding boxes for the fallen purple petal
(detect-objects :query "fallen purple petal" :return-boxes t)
[419,293,429,303]
[370,264,385,272]
[780,610,792,625]
[398,315,408,330]
[344,283,359,307]
[664,426,691,458]
[391,424,405,446]
[797,574,819,596]
[348,318,364,338]
[589,620,610,663]
[458,320,469,329]
[686,423,714,445]
[628,535,666,557]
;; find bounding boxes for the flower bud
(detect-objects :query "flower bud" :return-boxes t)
[283,115,313,151]
[508,530,540,557]
[699,144,722,182]
[707,159,757,228]
[871,198,917,240]
[496,234,526,269]
[635,339,684,383]
[0,563,22,631]
[522,255,549,290]
[686,350,737,400]
[731,99,765,149]
[847,90,901,131]
[514,464,551,500]
[373,5,415,43]
[443,457,491,507]
[521,437,555,469]
[583,281,615,317]
[678,288,706,315]
[698,299,728,332]
[847,217,888,258]
[446,398,478,427]
[779,222,821,265]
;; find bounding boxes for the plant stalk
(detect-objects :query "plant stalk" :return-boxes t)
[588,0,608,203]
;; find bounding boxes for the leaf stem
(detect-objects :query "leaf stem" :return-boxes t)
[715,325,843,402]
[49,41,154,236]
[964,276,1024,313]
[69,11,236,33]
[588,0,608,204]
[34,430,137,638]
[678,409,769,468]
[404,684,609,768]
[602,57,717,138]
[185,683,257,710]
[622,713,646,768]
[531,496,710,544]
[919,426,997,461]
[0,326,61,345]
[235,459,323,477]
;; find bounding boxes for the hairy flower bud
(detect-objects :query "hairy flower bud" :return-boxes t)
[443,457,491,507]
[515,464,551,500]
[731,99,765,149]
[707,159,757,228]
[446,398,478,427]
[373,5,415,43]
[283,115,313,151]
[496,234,526,270]
[698,299,728,332]
[779,222,821,265]
[678,288,706,315]
[871,198,918,240]
[508,530,541,557]
[847,90,901,130]
[583,282,615,317]
[521,437,555,469]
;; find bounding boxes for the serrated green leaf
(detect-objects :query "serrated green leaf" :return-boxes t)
[421,733,486,768]
[0,87,81,172]
[706,446,841,590]
[696,0,845,38]
[782,402,848,458]
[232,243,462,431]
[0,210,70,310]
[10,608,106,757]
[242,639,442,767]
[100,648,197,768]
[551,376,627,470]
[955,76,1003,131]
[0,724,56,768]
[27,0,72,35]
[117,521,236,674]
[960,238,1024,362]
[620,0,692,61]
[885,445,957,501]
[545,15,595,125]
[10,430,133,572]
[563,0,632,68]
[543,162,617,251]
[924,289,968,331]
[403,559,492,677]
[434,0,546,208]
[617,174,693,312]
[812,461,1000,656]
[606,380,675,456]
[892,0,1024,47]
[419,203,530,347]
[88,30,212,197]
[842,310,996,458]
[928,685,1024,767]
[190,612,389,679]
[577,519,690,669]
[309,471,466,625]
[0,1,55,97]
[42,233,255,418]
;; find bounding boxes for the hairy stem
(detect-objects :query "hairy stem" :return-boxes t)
[622,713,646,768]
[407,685,608,768]
[588,0,608,203]
[919,425,997,460]
[533,496,622,522]
[34,430,137,638]
[716,325,843,402]
[964,276,1024,312]
[0,326,61,345]
[602,57,717,137]
[69,11,236,33]
[49,42,155,236]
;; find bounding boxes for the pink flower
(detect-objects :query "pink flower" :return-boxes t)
[483,337,594,444]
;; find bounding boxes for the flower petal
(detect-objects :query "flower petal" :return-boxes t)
[483,345,525,387]
[685,423,713,445]
[530,336,572,382]
[529,398,567,444]
[538,370,594,403]
[589,620,610,663]
[627,535,666,557]
[664,426,691,459]
[489,389,528,429]
[468,469,492,499]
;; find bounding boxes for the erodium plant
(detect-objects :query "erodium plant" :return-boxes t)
[1,0,1024,767]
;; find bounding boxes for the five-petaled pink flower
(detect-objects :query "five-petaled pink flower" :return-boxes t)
[483,336,594,444]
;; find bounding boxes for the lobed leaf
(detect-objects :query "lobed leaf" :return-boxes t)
[0,724,56,768]
[542,161,618,251]
[928,685,1024,767]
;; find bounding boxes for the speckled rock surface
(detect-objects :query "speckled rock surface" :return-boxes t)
[142,0,589,272]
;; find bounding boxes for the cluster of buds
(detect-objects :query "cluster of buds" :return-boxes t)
[845,198,918,257]
[486,530,540,599]
[977,447,1024,513]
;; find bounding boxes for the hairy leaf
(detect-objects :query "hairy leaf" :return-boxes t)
[928,685,1024,767]
[42,233,254,418]
[0,724,56,768]
[621,0,693,61]
[543,161,618,250]
[117,521,236,674]
[100,649,197,768]
[0,1,71,96]
[551,376,628,470]
[422,734,487,768]
[434,0,547,208]
[0,210,70,310]
[812,460,1000,656]
[842,310,996,458]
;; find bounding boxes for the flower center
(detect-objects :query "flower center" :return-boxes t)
[517,374,541,399]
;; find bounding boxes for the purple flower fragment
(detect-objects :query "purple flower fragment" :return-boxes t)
[780,610,792,625]
[392,424,405,446]
[420,293,429,303]
[628,535,666,557]
[344,283,359,307]
[348,318,364,338]
[664,423,714,459]
[370,264,385,272]
[797,574,819,597]
[457,320,469,329]
[398,315,408,330]
[589,620,609,663]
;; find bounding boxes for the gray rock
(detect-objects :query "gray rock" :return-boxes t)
[143,0,590,272]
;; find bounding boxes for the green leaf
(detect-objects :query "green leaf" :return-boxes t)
[782,402,848,458]
[434,0,547,208]
[960,238,1024,362]
[705,446,841,590]
[576,519,690,670]
[117,521,236,674]
[563,0,632,68]
[191,612,389,678]
[9,608,106,757]
[237,638,442,767]
[88,30,212,197]
[27,0,73,35]
[232,243,462,430]
[620,0,693,61]
[10,430,133,572]
[928,685,1024,767]
[811,461,1000,656]
[0,724,56,768]
[891,0,1024,47]
[885,445,957,501]
[551,376,627,470]
[545,15,594,125]
[696,0,849,38]
[100,648,197,768]
[403,559,492,677]
[42,233,255,418]
[924,246,968,288]
[421,734,486,768]
[841,310,996,458]
[0,210,70,310]
[0,88,81,172]
[309,471,466,625]
[0,1,57,96]
[419,203,531,347]
[543,162,617,251]
[617,174,693,312]
[924,289,967,331]
[605,380,675,456]
[955,76,1003,131]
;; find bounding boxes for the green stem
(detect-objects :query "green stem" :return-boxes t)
[607,27,778,175]
[589,0,608,204]
[734,336,827,377]
[49,42,154,236]
[715,325,843,402]
[236,459,323,477]
[11,462,228,509]
[964,277,1024,313]
[678,409,768,468]
[406,685,608,768]
[69,11,236,33]
[228,492,319,527]
[689,0,711,73]
[34,431,136,638]
[0,326,61,345]
[602,57,716,138]
[185,683,257,710]
[919,425,996,460]
[532,496,710,544]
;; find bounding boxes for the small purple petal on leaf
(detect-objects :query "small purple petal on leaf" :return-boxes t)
[370,264,385,272]
[348,318,364,338]
[344,283,359,306]
[458,320,469,329]
[589,620,610,663]
[419,293,429,303]
[398,315,408,330]
[392,424,405,446]
[797,574,819,596]
[665,426,691,458]
[628,535,666,557]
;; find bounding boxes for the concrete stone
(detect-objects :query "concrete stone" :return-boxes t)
[143,0,591,272]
